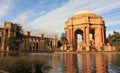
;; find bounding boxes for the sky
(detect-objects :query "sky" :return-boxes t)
[0,0,120,38]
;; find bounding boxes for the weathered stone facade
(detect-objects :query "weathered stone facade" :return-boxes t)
[20,32,58,52]
[0,22,18,51]
[0,22,58,52]
[64,11,115,51]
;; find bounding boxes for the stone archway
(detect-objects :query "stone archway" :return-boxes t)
[73,29,83,51]
[65,11,106,51]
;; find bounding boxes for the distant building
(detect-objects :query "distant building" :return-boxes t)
[0,22,58,52]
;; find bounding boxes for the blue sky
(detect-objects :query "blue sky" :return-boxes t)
[0,0,120,37]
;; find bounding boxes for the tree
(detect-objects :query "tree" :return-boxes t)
[58,33,68,51]
[5,25,25,51]
[57,40,62,47]
[60,33,68,45]
[107,31,120,51]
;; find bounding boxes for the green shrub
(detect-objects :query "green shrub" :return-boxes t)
[32,57,52,73]
[0,56,51,73]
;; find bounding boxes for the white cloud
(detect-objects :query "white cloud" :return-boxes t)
[39,10,46,15]
[17,13,28,22]
[24,0,120,37]
[106,20,120,26]
[14,10,35,23]
[0,0,12,18]
[13,10,37,31]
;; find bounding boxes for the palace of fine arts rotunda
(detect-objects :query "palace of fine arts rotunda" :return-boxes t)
[64,11,115,52]
[0,10,116,52]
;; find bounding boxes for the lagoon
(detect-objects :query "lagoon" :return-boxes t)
[0,52,119,73]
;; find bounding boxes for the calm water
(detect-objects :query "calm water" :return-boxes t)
[0,52,120,73]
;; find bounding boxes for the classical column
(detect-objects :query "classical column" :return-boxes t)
[69,29,71,44]
[83,27,86,44]
[67,29,70,44]
[85,27,90,46]
[71,18,73,49]
[1,29,7,51]
[73,33,77,51]
[104,27,107,44]
[100,27,104,45]
[101,28,103,44]
[97,27,103,46]
[102,27,105,44]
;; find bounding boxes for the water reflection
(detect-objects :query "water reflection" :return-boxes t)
[63,53,78,73]
[0,52,119,73]
[50,52,118,73]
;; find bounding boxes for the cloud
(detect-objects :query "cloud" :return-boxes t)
[39,10,46,15]
[16,13,28,22]
[28,0,85,36]
[94,1,120,14]
[23,0,120,37]
[0,0,13,18]
[106,20,120,26]
[13,10,37,30]
[14,10,36,23]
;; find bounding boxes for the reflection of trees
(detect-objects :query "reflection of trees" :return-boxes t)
[111,54,120,72]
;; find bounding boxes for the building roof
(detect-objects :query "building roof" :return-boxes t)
[74,10,94,15]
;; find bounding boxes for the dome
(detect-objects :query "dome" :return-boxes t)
[74,10,94,15]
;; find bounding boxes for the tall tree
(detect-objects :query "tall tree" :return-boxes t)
[5,25,25,51]
[60,33,68,45]
[107,31,120,51]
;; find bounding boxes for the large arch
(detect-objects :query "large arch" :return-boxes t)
[73,29,83,51]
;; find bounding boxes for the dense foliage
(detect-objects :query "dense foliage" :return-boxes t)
[5,25,25,51]
[60,33,68,45]
[0,56,51,73]
[107,31,120,51]
[57,33,67,47]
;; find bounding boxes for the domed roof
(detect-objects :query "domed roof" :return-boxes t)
[74,10,94,15]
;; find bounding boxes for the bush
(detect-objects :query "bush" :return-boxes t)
[32,57,52,73]
[107,31,120,51]
[0,56,51,73]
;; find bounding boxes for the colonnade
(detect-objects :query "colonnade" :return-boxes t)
[65,11,106,51]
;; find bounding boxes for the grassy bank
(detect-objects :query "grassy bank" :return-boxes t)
[0,56,51,73]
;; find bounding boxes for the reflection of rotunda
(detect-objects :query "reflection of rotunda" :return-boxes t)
[65,10,113,51]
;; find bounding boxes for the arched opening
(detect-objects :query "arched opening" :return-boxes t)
[74,29,83,51]
[90,29,96,51]
[77,34,82,43]
[90,29,95,43]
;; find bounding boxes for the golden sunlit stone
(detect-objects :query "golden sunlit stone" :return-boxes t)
[63,10,116,52]
[74,10,94,15]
